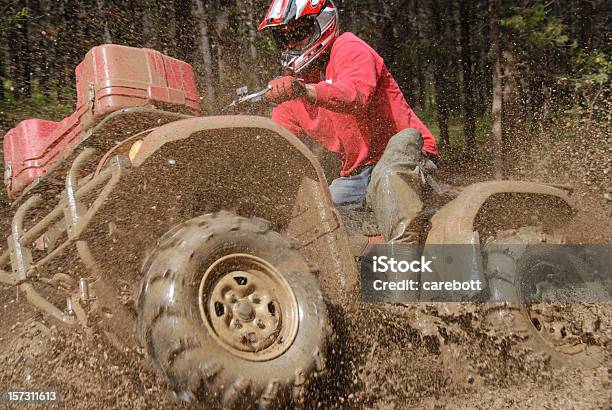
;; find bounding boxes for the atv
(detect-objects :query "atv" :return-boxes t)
[0,44,602,408]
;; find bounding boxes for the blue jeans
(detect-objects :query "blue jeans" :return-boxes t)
[329,165,374,210]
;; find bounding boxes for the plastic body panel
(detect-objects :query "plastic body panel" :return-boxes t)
[3,44,201,199]
[4,119,63,194]
[75,45,200,129]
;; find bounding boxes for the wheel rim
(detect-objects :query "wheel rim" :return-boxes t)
[198,253,299,361]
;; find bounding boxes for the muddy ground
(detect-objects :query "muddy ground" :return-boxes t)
[0,126,610,409]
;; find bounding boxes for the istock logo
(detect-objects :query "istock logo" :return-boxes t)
[372,256,433,273]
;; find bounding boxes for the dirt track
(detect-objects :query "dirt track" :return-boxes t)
[0,126,610,409]
[1,287,610,409]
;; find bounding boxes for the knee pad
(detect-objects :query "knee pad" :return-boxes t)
[386,128,424,153]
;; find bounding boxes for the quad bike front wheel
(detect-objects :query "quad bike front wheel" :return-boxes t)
[483,226,604,368]
[135,212,332,408]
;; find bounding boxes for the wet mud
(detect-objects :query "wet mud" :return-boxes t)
[0,126,610,409]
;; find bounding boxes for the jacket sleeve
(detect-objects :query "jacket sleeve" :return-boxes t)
[406,109,439,156]
[314,41,378,111]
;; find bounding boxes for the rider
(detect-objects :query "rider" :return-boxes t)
[258,0,439,241]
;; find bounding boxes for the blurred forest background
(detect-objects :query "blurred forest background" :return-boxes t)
[0,0,610,174]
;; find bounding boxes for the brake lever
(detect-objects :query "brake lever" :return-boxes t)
[229,84,272,107]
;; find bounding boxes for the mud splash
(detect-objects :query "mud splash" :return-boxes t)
[0,123,610,408]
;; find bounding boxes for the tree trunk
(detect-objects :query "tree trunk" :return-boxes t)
[490,0,504,178]
[474,0,491,116]
[164,2,177,53]
[193,0,215,113]
[246,5,259,87]
[38,0,53,99]
[381,1,400,75]
[96,0,113,43]
[445,1,461,116]
[9,0,33,100]
[413,0,427,110]
[0,49,5,101]
[7,35,18,100]
[174,0,194,61]
[57,0,75,103]
[213,1,228,88]
[430,0,450,149]
[460,0,476,153]
[142,0,155,48]
[578,0,594,50]
[502,48,521,145]
[28,0,49,98]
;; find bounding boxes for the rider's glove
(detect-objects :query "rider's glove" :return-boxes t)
[265,76,306,103]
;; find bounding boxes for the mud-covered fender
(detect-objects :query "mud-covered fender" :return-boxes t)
[427,181,574,245]
[87,115,359,305]
[422,181,574,292]
[130,115,332,205]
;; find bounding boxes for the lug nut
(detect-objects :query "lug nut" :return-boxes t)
[66,297,74,315]
[79,278,90,304]
[255,319,265,329]
[249,293,260,304]
[225,292,237,303]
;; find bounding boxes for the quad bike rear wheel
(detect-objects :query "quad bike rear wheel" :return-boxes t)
[483,226,604,368]
[135,212,332,408]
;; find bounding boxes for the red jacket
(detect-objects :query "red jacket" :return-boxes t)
[272,32,438,176]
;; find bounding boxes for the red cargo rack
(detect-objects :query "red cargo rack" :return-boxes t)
[3,44,201,199]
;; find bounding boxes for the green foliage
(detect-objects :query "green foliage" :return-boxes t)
[0,89,73,136]
[564,49,611,120]
[0,0,608,165]
[0,4,29,35]
[572,50,611,90]
[501,2,569,48]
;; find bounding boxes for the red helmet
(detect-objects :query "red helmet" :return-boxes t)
[258,0,339,74]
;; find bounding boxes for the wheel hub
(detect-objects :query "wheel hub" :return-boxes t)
[234,299,255,321]
[198,254,299,361]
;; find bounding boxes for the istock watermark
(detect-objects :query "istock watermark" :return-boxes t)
[0,390,59,404]
[371,278,483,292]
[371,254,483,293]
[372,255,433,273]
[360,244,612,303]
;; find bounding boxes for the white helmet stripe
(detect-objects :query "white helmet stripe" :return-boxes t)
[268,0,285,19]
[295,0,310,17]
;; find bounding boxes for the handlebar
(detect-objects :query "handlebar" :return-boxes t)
[229,84,272,107]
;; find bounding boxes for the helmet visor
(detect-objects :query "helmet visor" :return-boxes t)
[271,18,319,50]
